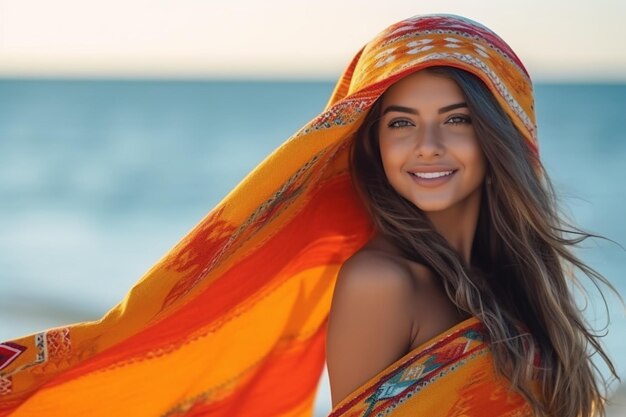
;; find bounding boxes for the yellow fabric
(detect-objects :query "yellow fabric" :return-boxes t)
[328,317,538,417]
[0,13,540,416]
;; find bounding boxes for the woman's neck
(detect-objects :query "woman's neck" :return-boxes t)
[423,187,482,265]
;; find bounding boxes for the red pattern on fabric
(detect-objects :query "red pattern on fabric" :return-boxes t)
[45,329,71,361]
[0,343,27,371]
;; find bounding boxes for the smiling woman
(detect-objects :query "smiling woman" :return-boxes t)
[0,12,622,417]
[326,16,622,417]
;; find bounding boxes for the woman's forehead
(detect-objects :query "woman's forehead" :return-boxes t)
[382,71,465,105]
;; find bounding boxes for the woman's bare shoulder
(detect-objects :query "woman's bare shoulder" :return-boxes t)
[333,247,422,314]
[341,246,416,284]
[346,238,470,350]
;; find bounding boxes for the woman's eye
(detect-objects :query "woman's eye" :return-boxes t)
[388,120,413,129]
[446,115,472,125]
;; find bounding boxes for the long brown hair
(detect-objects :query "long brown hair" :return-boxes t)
[349,65,623,417]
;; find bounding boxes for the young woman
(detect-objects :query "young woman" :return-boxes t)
[0,13,620,417]
[326,19,621,417]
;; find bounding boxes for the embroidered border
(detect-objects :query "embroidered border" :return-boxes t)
[0,327,71,391]
[361,328,486,417]
[378,28,530,83]
[373,348,490,417]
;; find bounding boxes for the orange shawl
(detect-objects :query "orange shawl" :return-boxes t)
[0,13,539,416]
[328,317,538,417]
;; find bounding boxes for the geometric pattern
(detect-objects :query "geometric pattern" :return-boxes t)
[45,328,72,361]
[0,342,27,371]
[0,374,12,395]
[357,327,485,417]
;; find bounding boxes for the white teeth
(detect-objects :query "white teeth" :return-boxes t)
[411,170,454,179]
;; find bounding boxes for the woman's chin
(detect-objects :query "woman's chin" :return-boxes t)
[412,201,454,213]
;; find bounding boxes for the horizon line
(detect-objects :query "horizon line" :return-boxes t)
[1,74,625,84]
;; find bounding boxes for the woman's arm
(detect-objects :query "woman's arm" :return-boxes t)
[325,252,416,409]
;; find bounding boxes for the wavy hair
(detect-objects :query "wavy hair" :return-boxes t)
[348,65,623,417]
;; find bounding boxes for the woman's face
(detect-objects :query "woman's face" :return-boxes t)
[377,70,487,214]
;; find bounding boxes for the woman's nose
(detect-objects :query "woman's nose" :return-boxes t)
[414,123,444,157]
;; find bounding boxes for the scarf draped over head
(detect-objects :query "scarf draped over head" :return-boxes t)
[0,13,539,417]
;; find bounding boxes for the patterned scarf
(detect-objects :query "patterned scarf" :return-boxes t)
[0,13,539,417]
[328,317,539,416]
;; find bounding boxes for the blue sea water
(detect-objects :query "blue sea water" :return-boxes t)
[0,79,624,413]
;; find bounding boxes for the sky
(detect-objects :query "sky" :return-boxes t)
[1,0,625,81]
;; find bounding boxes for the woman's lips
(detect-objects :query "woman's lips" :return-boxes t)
[408,170,457,187]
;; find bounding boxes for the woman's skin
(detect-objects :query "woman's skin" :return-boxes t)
[326,70,487,408]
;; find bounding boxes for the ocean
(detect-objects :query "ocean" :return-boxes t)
[0,79,624,414]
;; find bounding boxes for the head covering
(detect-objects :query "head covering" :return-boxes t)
[0,13,539,417]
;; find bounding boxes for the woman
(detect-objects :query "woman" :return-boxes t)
[0,13,620,417]
[327,65,618,416]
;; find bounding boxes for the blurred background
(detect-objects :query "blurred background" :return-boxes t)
[0,0,624,415]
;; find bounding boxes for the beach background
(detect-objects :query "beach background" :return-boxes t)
[1,1,625,415]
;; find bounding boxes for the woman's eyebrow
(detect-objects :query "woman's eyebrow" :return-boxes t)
[382,102,468,115]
